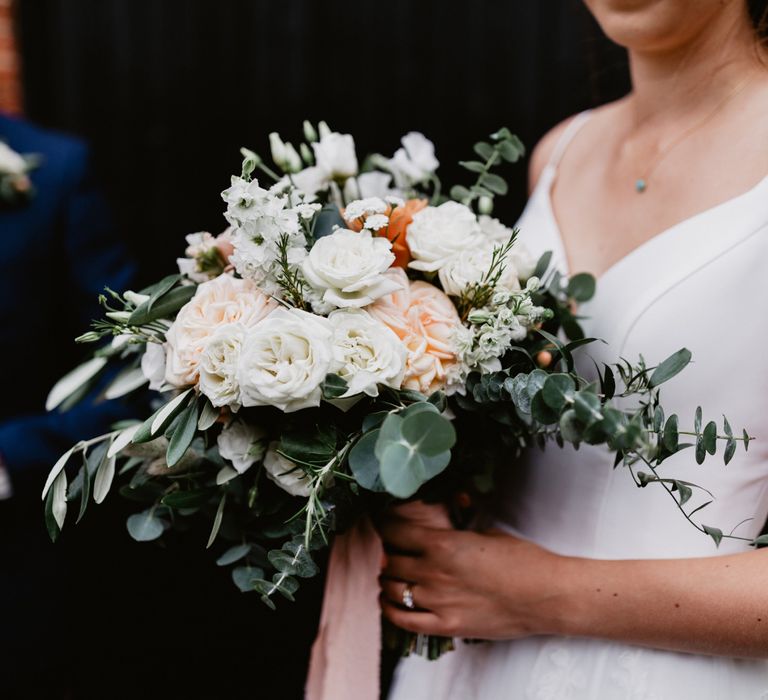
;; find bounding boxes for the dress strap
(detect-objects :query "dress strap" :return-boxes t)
[546,110,593,171]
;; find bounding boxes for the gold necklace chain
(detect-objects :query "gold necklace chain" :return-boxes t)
[632,76,754,193]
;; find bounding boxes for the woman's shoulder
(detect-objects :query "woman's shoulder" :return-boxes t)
[527,102,624,193]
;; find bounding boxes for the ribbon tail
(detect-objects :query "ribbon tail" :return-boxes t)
[306,517,384,700]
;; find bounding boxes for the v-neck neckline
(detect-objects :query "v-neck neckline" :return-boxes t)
[538,127,768,284]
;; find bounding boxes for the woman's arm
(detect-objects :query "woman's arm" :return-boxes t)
[378,502,768,658]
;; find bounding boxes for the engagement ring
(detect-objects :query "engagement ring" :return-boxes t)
[402,583,415,610]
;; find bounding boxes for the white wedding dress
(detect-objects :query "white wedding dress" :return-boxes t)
[389,112,768,699]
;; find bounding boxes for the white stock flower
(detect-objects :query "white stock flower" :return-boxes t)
[237,307,334,412]
[164,274,277,387]
[301,229,402,308]
[222,176,308,295]
[327,309,407,397]
[217,420,267,474]
[0,142,27,174]
[387,132,439,188]
[313,130,358,180]
[263,442,312,497]
[140,342,168,391]
[364,214,389,231]
[407,201,484,273]
[198,323,246,409]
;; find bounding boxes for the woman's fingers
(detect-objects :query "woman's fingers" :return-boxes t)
[382,553,423,582]
[380,595,448,636]
[377,517,432,555]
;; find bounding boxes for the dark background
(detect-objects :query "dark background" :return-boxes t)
[9,1,629,698]
[16,0,629,286]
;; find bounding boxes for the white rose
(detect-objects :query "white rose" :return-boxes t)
[407,201,484,272]
[198,323,246,409]
[0,142,27,175]
[164,274,277,387]
[313,131,358,180]
[237,307,334,412]
[263,442,312,497]
[301,229,402,308]
[478,215,537,280]
[387,132,439,188]
[217,420,266,474]
[327,309,407,397]
[140,342,168,392]
[438,244,523,297]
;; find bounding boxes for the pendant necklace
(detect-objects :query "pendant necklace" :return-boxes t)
[632,76,753,194]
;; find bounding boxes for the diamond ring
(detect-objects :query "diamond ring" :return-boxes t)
[402,583,416,610]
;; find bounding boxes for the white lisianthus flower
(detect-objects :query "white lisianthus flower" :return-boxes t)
[387,132,439,188]
[327,309,407,397]
[263,442,312,497]
[237,308,334,412]
[343,171,397,202]
[0,142,27,174]
[407,201,484,273]
[291,166,328,198]
[438,244,523,297]
[313,130,358,181]
[165,274,277,387]
[198,323,246,409]
[301,229,402,308]
[140,342,168,392]
[217,420,267,474]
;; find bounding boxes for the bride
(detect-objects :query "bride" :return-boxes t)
[382,1,768,698]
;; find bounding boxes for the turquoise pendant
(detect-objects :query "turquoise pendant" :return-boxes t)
[635,178,647,193]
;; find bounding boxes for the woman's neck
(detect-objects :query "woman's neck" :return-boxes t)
[626,5,763,128]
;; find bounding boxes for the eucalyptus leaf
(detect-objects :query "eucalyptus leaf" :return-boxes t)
[473,142,494,160]
[348,430,385,492]
[46,357,108,412]
[479,172,508,195]
[400,411,456,457]
[126,510,164,542]
[93,454,116,505]
[702,421,717,455]
[217,544,251,567]
[128,284,196,326]
[648,349,692,389]
[663,415,679,452]
[206,494,226,549]
[232,566,265,593]
[541,374,576,411]
[198,398,220,431]
[104,366,148,400]
[42,445,76,500]
[702,525,723,547]
[724,438,737,466]
[566,273,596,302]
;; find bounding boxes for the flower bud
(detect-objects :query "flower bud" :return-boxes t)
[318,121,331,139]
[300,143,314,165]
[467,309,492,324]
[106,311,131,322]
[536,350,553,368]
[525,276,540,292]
[269,132,287,168]
[283,142,303,173]
[303,120,318,143]
[76,331,101,343]
[124,290,150,307]
[478,195,494,215]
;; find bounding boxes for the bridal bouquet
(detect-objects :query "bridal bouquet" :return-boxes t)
[43,121,752,658]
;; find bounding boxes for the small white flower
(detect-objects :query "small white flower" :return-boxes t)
[237,307,334,412]
[217,420,267,474]
[263,442,312,497]
[140,342,168,392]
[363,214,389,231]
[343,197,387,223]
[301,229,402,308]
[327,309,407,397]
[198,323,246,409]
[313,130,358,180]
[407,201,484,273]
[386,132,439,188]
[385,195,405,207]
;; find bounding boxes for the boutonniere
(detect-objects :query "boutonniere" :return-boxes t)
[0,141,40,207]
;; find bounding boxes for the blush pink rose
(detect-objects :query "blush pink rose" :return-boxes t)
[165,274,277,387]
[368,268,459,394]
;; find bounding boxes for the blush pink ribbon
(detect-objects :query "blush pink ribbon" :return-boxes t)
[305,517,384,700]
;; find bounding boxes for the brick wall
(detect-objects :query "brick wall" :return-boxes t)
[0,0,21,115]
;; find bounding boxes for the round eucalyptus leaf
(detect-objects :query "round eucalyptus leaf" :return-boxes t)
[379,442,425,499]
[348,430,386,492]
[126,510,164,542]
[541,374,576,411]
[566,273,596,302]
[559,409,582,444]
[400,411,456,457]
[375,414,404,460]
[573,391,602,425]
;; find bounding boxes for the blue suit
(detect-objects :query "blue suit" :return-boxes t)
[0,114,135,482]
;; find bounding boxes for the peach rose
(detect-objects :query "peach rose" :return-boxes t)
[368,267,459,394]
[348,198,428,268]
[165,274,277,387]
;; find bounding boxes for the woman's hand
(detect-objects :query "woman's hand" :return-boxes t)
[377,501,570,640]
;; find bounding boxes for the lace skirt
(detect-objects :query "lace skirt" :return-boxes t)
[388,636,768,700]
